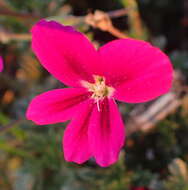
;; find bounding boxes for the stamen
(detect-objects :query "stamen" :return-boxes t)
[96,100,100,112]
[81,75,115,111]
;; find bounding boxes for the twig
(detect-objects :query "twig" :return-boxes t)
[47,8,130,26]
[85,10,128,38]
[122,0,146,39]
[0,30,31,43]
[126,71,185,136]
[0,9,40,20]
[107,8,130,18]
[107,26,129,39]
[0,7,129,22]
[126,92,182,136]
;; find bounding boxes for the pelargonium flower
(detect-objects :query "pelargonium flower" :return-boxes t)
[26,19,173,167]
[0,56,3,72]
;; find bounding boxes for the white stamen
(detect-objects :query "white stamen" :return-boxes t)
[96,100,100,112]
[81,76,115,112]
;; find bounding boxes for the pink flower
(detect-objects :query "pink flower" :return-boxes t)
[26,19,173,167]
[0,56,3,72]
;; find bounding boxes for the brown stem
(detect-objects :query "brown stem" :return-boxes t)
[126,93,181,136]
[0,9,40,20]
[85,10,129,38]
[107,26,129,38]
[106,8,130,18]
[0,30,31,43]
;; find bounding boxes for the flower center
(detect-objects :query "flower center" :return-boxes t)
[82,75,114,101]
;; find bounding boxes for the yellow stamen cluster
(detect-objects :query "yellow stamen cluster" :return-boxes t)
[82,75,114,101]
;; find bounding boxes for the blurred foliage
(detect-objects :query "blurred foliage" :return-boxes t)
[0,0,188,190]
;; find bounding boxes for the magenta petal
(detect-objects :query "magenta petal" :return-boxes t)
[31,19,99,87]
[63,99,94,164]
[0,57,3,72]
[88,98,125,167]
[98,39,173,103]
[26,88,91,125]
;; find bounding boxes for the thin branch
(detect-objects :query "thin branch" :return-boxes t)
[0,7,129,22]
[0,30,31,43]
[122,0,146,39]
[126,92,182,136]
[107,26,129,38]
[0,9,40,20]
[47,8,130,26]
[107,8,130,18]
[85,10,128,38]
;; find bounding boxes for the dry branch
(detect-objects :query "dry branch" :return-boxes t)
[126,92,182,136]
[126,71,185,136]
[85,10,128,38]
[0,29,31,43]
